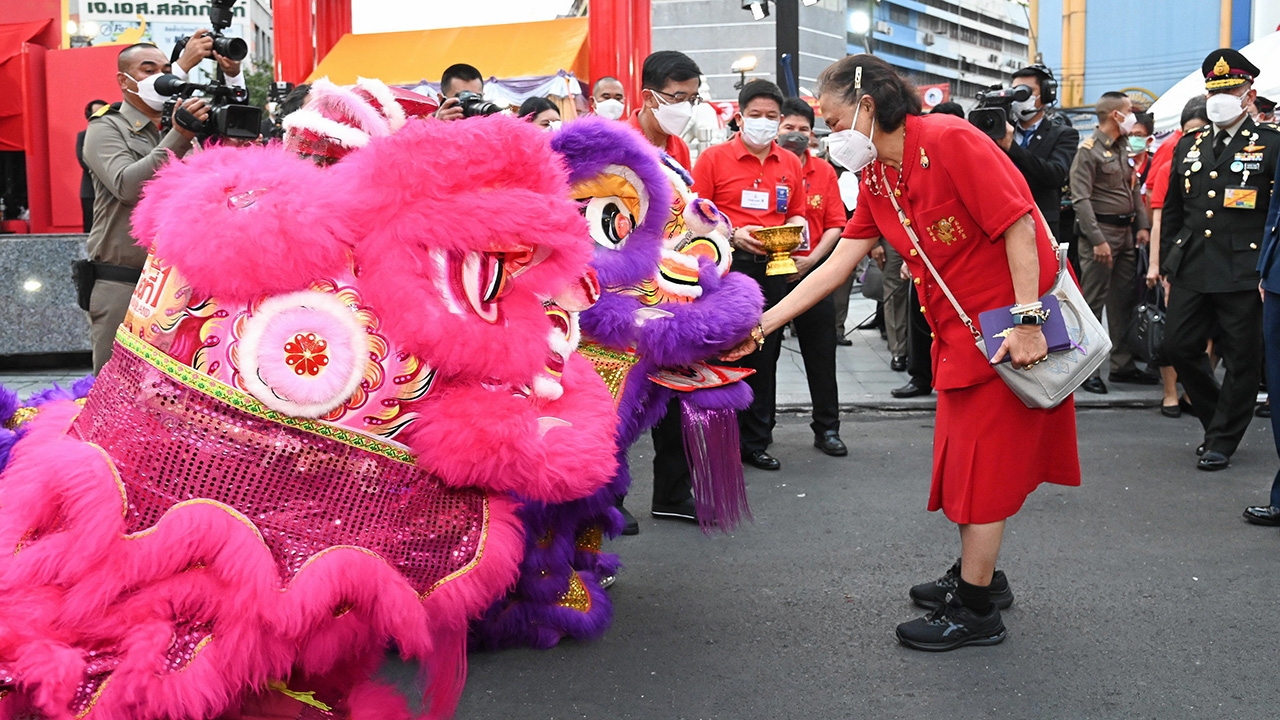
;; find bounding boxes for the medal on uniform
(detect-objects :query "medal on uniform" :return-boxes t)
[1231,161,1245,172]
[1191,161,1202,172]
[1223,185,1258,210]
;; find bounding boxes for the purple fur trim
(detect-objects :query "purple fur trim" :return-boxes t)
[660,153,694,186]
[579,291,643,350]
[551,118,670,288]
[635,271,763,368]
[25,376,94,407]
[682,381,753,412]
[681,402,751,534]
[0,386,18,424]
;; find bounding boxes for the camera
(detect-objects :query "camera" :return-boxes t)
[174,0,248,63]
[454,90,503,118]
[155,74,261,142]
[967,84,1033,140]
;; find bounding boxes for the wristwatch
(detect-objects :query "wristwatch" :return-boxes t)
[1012,313,1046,325]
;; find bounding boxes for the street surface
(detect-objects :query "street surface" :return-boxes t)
[388,408,1276,719]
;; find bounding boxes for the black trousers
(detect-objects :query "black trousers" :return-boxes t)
[788,287,840,435]
[651,397,691,506]
[730,250,794,452]
[907,285,934,388]
[1163,285,1262,455]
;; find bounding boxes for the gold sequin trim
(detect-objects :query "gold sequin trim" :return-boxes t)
[115,329,418,466]
[577,343,639,401]
[557,570,592,613]
[576,525,603,553]
[5,406,38,430]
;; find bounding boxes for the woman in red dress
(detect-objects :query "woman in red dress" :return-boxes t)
[726,55,1081,651]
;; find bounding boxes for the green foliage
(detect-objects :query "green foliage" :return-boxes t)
[245,59,274,108]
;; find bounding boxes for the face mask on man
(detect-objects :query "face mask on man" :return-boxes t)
[1118,111,1138,134]
[777,131,810,158]
[649,91,693,136]
[741,117,780,148]
[595,98,625,121]
[123,72,167,112]
[1205,92,1246,124]
[1011,97,1040,121]
[827,101,877,172]
[1127,135,1149,154]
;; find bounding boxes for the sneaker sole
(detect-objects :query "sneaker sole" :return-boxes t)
[895,627,1007,652]
[650,510,697,522]
[911,592,1014,612]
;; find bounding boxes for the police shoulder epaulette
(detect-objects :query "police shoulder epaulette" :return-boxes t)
[1256,122,1280,134]
[90,103,119,120]
[1081,137,1095,149]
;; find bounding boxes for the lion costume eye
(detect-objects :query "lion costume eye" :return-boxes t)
[569,164,650,252]
[582,197,635,249]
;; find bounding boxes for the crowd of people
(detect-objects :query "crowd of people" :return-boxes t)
[73,30,1279,658]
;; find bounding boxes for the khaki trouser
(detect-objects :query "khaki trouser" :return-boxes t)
[89,280,134,373]
[881,244,908,356]
[1077,229,1139,377]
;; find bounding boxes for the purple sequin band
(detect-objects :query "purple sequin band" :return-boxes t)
[71,334,489,597]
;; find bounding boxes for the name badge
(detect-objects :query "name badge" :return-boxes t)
[775,185,789,215]
[741,189,769,210]
[1223,185,1258,210]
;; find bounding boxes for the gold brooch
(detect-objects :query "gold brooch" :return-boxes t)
[919,147,930,168]
[928,216,965,245]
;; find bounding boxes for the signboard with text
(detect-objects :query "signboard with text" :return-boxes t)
[77,0,250,81]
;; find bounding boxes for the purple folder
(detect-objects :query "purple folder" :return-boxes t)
[978,295,1073,363]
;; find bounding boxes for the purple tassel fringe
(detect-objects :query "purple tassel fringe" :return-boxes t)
[681,400,751,534]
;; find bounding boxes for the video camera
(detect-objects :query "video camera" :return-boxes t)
[454,90,503,118]
[967,84,1033,141]
[173,0,248,63]
[156,74,261,141]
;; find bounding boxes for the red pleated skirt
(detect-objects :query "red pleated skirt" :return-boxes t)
[930,377,1081,524]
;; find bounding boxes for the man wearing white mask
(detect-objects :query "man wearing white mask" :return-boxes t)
[591,76,627,121]
[627,51,700,171]
[1161,48,1280,472]
[82,43,209,372]
[693,79,807,471]
[1068,90,1151,394]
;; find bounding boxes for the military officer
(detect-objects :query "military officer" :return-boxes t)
[1160,48,1280,471]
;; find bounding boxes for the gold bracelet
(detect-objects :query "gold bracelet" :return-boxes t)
[750,323,766,350]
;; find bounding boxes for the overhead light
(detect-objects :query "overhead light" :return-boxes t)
[731,55,759,74]
[65,20,78,35]
[848,10,871,36]
[22,278,42,293]
[743,0,770,21]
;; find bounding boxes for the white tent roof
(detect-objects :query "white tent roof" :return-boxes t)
[1149,31,1280,134]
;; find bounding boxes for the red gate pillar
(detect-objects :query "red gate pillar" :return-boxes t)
[315,0,352,63]
[590,0,650,107]
[274,0,315,84]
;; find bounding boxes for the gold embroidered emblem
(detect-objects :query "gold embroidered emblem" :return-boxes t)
[1213,56,1230,76]
[928,216,965,246]
[919,147,930,168]
[808,194,823,209]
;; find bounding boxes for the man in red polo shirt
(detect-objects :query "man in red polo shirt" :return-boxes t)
[693,79,807,471]
[776,97,847,457]
[627,51,699,171]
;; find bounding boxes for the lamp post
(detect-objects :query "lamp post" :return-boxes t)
[65,20,99,48]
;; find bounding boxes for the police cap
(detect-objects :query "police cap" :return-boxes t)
[1202,48,1260,91]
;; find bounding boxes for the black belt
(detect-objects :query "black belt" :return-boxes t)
[1095,213,1135,227]
[92,262,142,284]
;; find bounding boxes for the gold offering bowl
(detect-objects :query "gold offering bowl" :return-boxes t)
[754,224,804,276]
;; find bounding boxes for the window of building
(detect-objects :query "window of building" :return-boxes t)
[889,5,910,25]
[959,26,978,44]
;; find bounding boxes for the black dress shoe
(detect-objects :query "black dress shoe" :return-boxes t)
[1109,369,1160,385]
[651,497,698,522]
[618,503,639,536]
[1195,443,1206,456]
[855,318,879,331]
[1179,396,1195,414]
[1197,450,1230,471]
[814,430,848,456]
[743,449,781,471]
[1243,505,1280,526]
[1080,377,1108,394]
[835,336,853,347]
[1160,404,1182,418]
[890,355,908,372]
[891,380,932,398]
[1256,402,1271,418]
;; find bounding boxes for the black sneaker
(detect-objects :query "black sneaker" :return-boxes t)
[618,503,639,536]
[651,497,697,523]
[909,560,1014,611]
[895,593,1007,651]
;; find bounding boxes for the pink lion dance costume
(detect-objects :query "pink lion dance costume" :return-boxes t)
[0,115,616,719]
[470,118,762,650]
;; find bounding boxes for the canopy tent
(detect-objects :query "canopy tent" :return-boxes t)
[1149,31,1280,134]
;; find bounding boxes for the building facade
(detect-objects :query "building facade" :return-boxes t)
[856,0,1032,109]
[651,0,847,103]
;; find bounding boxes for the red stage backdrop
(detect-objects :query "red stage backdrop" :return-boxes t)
[44,45,122,232]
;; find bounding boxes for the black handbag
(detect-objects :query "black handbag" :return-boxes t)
[1127,283,1166,365]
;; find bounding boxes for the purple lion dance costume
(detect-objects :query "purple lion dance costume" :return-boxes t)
[470,118,763,650]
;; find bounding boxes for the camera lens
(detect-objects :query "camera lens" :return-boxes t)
[212,35,248,62]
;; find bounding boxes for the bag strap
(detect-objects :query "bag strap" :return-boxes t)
[880,167,1068,342]
[881,168,982,341]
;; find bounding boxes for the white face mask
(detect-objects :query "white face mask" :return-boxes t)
[827,102,877,172]
[595,98,625,121]
[125,72,167,111]
[741,117,780,148]
[650,91,693,136]
[1118,111,1138,133]
[1205,92,1246,125]
[546,120,562,133]
[1011,97,1040,121]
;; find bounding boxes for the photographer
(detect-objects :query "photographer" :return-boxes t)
[82,43,208,372]
[168,27,245,89]
[435,63,486,122]
[994,65,1079,233]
